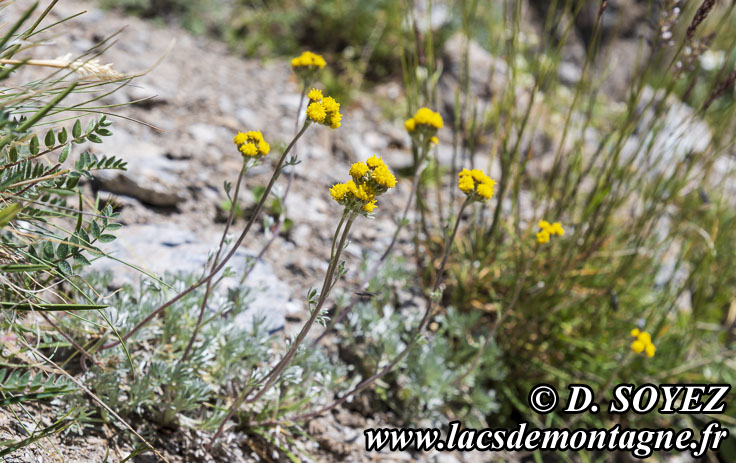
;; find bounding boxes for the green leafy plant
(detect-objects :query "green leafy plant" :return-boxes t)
[0,2,153,458]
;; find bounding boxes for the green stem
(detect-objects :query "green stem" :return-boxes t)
[179,162,248,363]
[209,210,357,447]
[313,141,431,344]
[294,198,471,422]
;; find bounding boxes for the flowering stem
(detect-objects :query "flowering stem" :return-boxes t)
[295,82,309,133]
[294,198,470,422]
[240,82,309,282]
[312,142,431,345]
[100,122,311,351]
[250,212,355,399]
[179,162,248,363]
[330,210,349,261]
[209,211,357,447]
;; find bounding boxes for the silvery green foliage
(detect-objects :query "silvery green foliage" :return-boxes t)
[339,256,504,428]
[65,272,346,431]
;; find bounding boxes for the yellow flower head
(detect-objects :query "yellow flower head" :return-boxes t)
[322,96,340,114]
[536,229,550,244]
[413,107,444,129]
[246,131,264,141]
[306,102,327,123]
[329,183,346,202]
[537,219,564,243]
[630,329,656,358]
[458,175,475,193]
[631,340,645,354]
[551,222,565,236]
[306,93,342,129]
[458,168,495,202]
[349,162,370,179]
[234,130,270,158]
[307,88,323,101]
[233,132,247,145]
[470,169,488,183]
[363,199,377,212]
[329,111,342,129]
[258,141,270,155]
[366,154,385,169]
[330,180,356,203]
[330,156,396,214]
[477,182,495,199]
[406,107,443,144]
[239,143,258,157]
[353,183,374,202]
[372,164,397,188]
[291,51,327,70]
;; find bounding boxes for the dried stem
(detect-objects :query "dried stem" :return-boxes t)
[686,0,716,42]
[0,56,124,81]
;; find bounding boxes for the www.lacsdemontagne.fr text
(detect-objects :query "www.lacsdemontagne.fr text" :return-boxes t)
[364,420,729,458]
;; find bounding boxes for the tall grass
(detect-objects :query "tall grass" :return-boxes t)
[386,0,736,446]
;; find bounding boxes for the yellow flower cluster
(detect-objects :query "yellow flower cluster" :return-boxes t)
[457,168,495,202]
[307,88,323,101]
[536,220,564,244]
[405,107,444,131]
[630,328,656,358]
[233,131,270,158]
[306,89,342,129]
[290,51,326,70]
[405,107,444,145]
[330,155,396,213]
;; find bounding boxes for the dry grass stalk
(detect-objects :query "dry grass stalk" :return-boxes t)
[685,0,717,41]
[0,53,124,81]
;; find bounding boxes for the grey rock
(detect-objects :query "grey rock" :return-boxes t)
[90,223,301,331]
[382,148,414,172]
[92,137,188,207]
[189,122,224,146]
[443,32,508,100]
[623,87,712,177]
[413,0,452,32]
[291,224,313,248]
[126,84,166,105]
[558,60,582,86]
[95,170,186,207]
[235,107,259,128]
